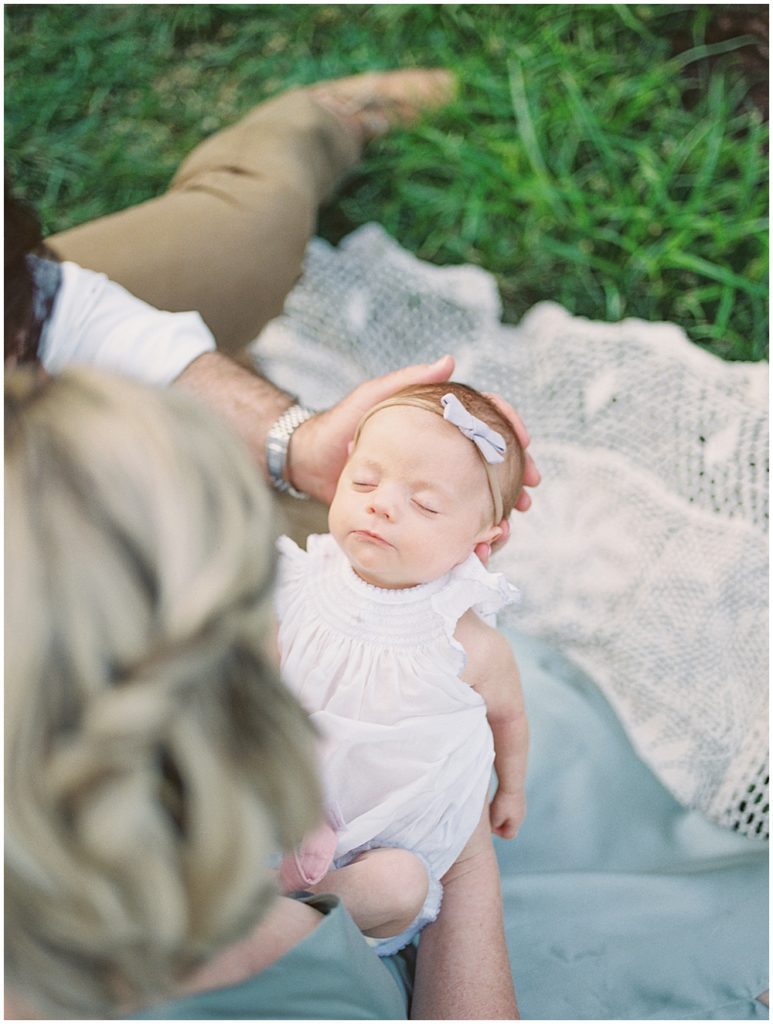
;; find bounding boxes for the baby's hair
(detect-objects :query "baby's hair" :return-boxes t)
[353,381,525,522]
[5,367,321,1018]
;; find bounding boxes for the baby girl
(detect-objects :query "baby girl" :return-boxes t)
[274,381,528,954]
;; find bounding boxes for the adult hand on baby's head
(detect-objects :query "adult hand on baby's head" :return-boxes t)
[475,392,541,567]
[287,356,456,504]
[287,360,541,517]
[484,392,541,512]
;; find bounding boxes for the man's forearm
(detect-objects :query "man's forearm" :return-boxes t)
[176,351,463,508]
[174,351,293,480]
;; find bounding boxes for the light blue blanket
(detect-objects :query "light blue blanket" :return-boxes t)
[498,630,768,1020]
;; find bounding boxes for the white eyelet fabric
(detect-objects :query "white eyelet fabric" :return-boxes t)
[253,224,768,841]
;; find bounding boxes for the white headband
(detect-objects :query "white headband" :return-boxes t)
[441,393,506,463]
[441,393,505,523]
[353,391,507,524]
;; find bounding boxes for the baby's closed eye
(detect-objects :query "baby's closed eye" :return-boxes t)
[412,498,440,515]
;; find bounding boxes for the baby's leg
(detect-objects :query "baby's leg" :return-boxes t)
[311,848,429,939]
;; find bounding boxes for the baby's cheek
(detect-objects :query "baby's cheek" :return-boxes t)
[327,497,344,541]
[421,536,465,577]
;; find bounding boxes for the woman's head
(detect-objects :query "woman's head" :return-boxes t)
[5,367,320,1018]
[328,382,524,589]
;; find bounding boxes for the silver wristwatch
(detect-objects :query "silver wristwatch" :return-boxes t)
[265,403,316,500]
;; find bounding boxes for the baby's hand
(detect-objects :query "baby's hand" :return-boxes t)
[489,787,526,840]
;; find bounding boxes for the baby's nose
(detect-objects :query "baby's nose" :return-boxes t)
[367,493,396,520]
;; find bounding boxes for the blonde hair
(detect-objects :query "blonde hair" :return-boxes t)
[5,368,321,1018]
[353,382,525,523]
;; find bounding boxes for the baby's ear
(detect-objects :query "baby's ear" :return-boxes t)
[479,523,504,546]
[473,523,505,567]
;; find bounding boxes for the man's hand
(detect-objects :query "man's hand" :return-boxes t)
[291,364,543,516]
[288,355,457,504]
[175,353,455,502]
[177,351,541,521]
[475,393,541,565]
[484,392,542,513]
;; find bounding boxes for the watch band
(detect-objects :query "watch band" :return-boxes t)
[265,403,316,500]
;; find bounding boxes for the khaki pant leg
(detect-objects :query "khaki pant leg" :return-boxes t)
[46,90,361,353]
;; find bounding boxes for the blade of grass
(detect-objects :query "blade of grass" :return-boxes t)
[507,56,567,220]
[665,251,767,296]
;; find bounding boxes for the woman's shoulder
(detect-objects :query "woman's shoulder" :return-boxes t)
[176,895,326,993]
[135,894,409,1020]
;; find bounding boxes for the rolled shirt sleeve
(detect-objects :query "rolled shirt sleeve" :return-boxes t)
[38,261,216,386]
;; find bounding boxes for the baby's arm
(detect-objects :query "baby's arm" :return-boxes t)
[456,610,529,839]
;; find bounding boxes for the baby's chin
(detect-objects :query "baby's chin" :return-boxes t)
[349,554,427,591]
[358,559,471,591]
[339,532,478,589]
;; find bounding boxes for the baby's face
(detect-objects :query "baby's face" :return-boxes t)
[329,405,498,589]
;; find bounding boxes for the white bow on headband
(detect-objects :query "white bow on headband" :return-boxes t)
[441,393,506,464]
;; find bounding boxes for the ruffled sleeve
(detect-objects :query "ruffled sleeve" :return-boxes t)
[431,553,520,639]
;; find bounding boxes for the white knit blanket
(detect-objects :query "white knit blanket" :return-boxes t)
[253,224,769,841]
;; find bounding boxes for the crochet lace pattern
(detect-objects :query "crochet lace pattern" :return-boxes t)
[253,224,769,841]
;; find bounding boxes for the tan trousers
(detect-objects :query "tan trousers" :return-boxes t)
[46,89,361,355]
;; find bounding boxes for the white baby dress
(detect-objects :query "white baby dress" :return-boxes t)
[275,532,519,953]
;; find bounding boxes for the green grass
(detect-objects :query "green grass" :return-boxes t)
[5,3,768,360]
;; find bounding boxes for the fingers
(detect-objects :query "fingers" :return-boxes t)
[513,451,540,511]
[490,818,515,839]
[351,355,455,409]
[474,540,491,566]
[482,391,541,511]
[492,515,511,553]
[394,353,455,383]
[290,356,456,504]
[489,790,525,840]
[490,815,519,840]
[514,489,532,513]
[521,450,541,489]
[483,392,529,448]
